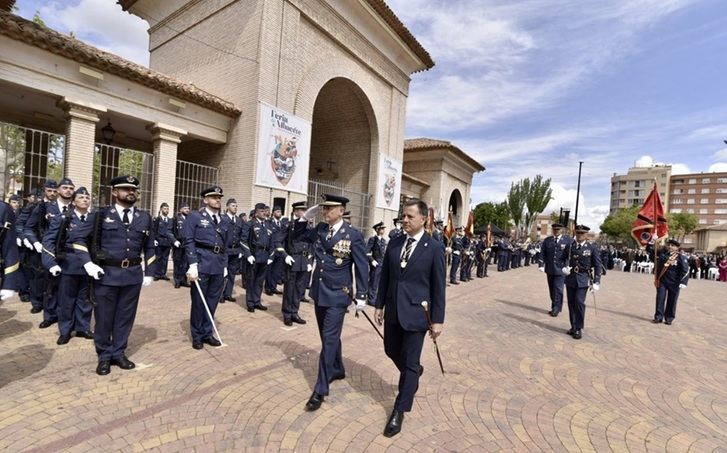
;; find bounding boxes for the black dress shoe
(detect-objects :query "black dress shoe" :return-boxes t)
[161,276,170,281]
[450,281,459,285]
[39,319,57,329]
[96,360,111,375]
[75,330,94,339]
[219,299,226,304]
[305,392,324,411]
[300,297,310,303]
[273,289,283,295]
[665,320,672,325]
[566,328,575,336]
[284,318,293,326]
[572,329,582,340]
[329,373,345,383]
[420,365,424,377]
[30,307,42,314]
[192,341,203,350]
[291,315,307,325]
[180,282,191,288]
[153,277,161,281]
[652,318,663,324]
[224,296,236,302]
[254,304,268,311]
[247,307,255,313]
[383,409,404,437]
[57,335,71,345]
[20,294,30,302]
[264,290,275,296]
[203,336,221,347]
[174,283,180,289]
[111,356,136,370]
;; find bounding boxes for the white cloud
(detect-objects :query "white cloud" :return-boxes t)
[670,164,691,175]
[714,148,727,160]
[634,155,655,167]
[632,155,690,174]
[38,0,149,66]
[708,162,727,173]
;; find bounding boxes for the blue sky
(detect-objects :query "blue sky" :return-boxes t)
[16,0,727,229]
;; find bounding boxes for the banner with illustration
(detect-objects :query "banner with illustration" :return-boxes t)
[255,102,311,195]
[375,154,402,210]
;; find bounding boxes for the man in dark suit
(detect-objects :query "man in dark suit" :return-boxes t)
[374,198,445,437]
[366,221,387,305]
[152,202,176,281]
[293,194,368,412]
[538,223,571,317]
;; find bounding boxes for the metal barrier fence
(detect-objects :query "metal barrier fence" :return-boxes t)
[93,144,154,211]
[307,178,371,231]
[0,122,65,198]
[174,160,219,211]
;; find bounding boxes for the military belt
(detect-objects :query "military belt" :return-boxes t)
[195,242,225,254]
[101,257,142,268]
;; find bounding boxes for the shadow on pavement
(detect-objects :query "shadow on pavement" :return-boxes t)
[127,325,158,357]
[0,343,55,388]
[495,299,550,315]
[0,318,33,343]
[0,307,18,323]
[501,312,566,334]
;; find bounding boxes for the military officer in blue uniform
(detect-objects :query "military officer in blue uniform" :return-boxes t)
[562,225,602,339]
[1,197,20,302]
[25,178,74,328]
[538,223,572,317]
[243,203,274,312]
[447,227,463,284]
[69,175,156,375]
[222,198,243,302]
[374,198,446,437]
[10,193,31,302]
[172,202,190,288]
[280,201,312,326]
[42,187,94,345]
[152,202,176,281]
[432,219,444,242]
[460,233,473,282]
[650,238,689,325]
[366,221,387,305]
[264,205,287,295]
[293,194,368,412]
[183,186,229,349]
[389,218,404,240]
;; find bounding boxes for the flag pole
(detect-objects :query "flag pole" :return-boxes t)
[653,180,658,285]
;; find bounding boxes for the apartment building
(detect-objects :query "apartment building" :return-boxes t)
[609,165,671,214]
[669,172,727,249]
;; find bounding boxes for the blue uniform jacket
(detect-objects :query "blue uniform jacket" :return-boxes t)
[69,206,156,286]
[565,241,602,288]
[223,214,244,256]
[389,229,404,240]
[24,201,66,244]
[539,235,572,275]
[280,218,313,272]
[183,209,229,275]
[173,214,186,241]
[375,233,446,331]
[450,236,463,253]
[42,210,88,276]
[295,220,368,307]
[366,235,387,263]
[154,216,176,247]
[651,246,689,288]
[1,202,20,290]
[243,218,275,263]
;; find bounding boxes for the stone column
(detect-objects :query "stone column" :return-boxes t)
[150,123,186,212]
[58,98,106,189]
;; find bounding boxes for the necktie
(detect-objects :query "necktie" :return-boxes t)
[62,205,67,214]
[212,215,219,225]
[122,208,130,225]
[326,226,334,240]
[80,214,86,223]
[402,237,416,262]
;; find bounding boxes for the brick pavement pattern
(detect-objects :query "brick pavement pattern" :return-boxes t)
[1,267,726,452]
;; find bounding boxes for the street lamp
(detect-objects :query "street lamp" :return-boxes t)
[101,121,116,145]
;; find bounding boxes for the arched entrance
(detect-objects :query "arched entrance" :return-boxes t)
[307,77,377,228]
[448,189,463,221]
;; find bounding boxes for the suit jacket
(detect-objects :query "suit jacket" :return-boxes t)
[43,210,89,276]
[539,235,572,275]
[154,216,176,247]
[183,209,229,275]
[1,201,19,290]
[564,241,602,288]
[375,232,446,332]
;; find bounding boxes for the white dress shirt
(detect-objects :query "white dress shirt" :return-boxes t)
[114,204,134,221]
[400,229,425,259]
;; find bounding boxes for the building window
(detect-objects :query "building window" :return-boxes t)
[688,178,697,184]
[702,178,710,183]
[699,208,708,214]
[699,219,707,224]
[670,208,682,214]
[673,179,683,185]
[673,189,683,194]
[717,177,727,184]
[700,198,709,204]
[715,209,727,214]
[634,180,641,188]
[672,198,683,204]
[716,199,727,204]
[687,209,695,214]
[716,219,727,225]
[684,237,693,244]
[687,188,696,194]
[716,188,727,194]
[687,199,695,204]
[701,188,710,194]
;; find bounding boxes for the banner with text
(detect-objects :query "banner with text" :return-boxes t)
[376,154,402,211]
[255,102,311,195]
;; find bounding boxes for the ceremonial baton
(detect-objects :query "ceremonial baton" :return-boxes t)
[194,280,224,345]
[589,285,598,316]
[421,301,445,374]
[343,287,384,341]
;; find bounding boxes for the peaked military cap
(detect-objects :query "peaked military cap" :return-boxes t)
[73,187,90,197]
[320,194,349,207]
[59,177,75,187]
[254,202,266,210]
[292,201,308,210]
[32,188,43,197]
[226,198,237,206]
[110,175,140,189]
[574,225,590,233]
[8,194,20,202]
[667,238,681,247]
[179,201,190,209]
[273,205,282,212]
[200,186,223,197]
[373,221,385,230]
[342,211,351,218]
[44,179,58,189]
[160,202,169,208]
[552,222,563,228]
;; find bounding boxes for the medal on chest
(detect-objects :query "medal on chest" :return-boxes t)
[332,239,351,265]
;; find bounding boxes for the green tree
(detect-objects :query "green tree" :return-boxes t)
[524,175,553,235]
[670,212,699,241]
[473,201,511,232]
[599,206,639,245]
[506,182,526,237]
[32,11,46,27]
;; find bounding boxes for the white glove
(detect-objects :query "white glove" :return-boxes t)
[679,284,686,289]
[591,283,600,292]
[23,238,33,250]
[267,258,273,265]
[49,265,62,277]
[223,267,228,278]
[539,267,545,273]
[285,255,295,266]
[238,253,243,259]
[154,240,159,247]
[453,250,461,255]
[561,266,571,276]
[0,289,17,301]
[371,260,378,268]
[16,238,22,247]
[83,262,105,280]
[186,263,199,282]
[302,205,319,220]
[142,276,153,287]
[445,247,452,253]
[33,241,43,253]
[247,256,255,265]
[307,264,313,272]
[355,297,367,312]
[174,241,181,248]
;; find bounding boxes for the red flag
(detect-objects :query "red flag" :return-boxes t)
[486,223,492,246]
[425,207,435,235]
[631,183,668,247]
[465,211,474,238]
[444,211,455,241]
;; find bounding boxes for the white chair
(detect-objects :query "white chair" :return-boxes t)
[708,268,718,280]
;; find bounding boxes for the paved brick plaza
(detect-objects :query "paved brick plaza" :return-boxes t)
[1,267,726,452]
